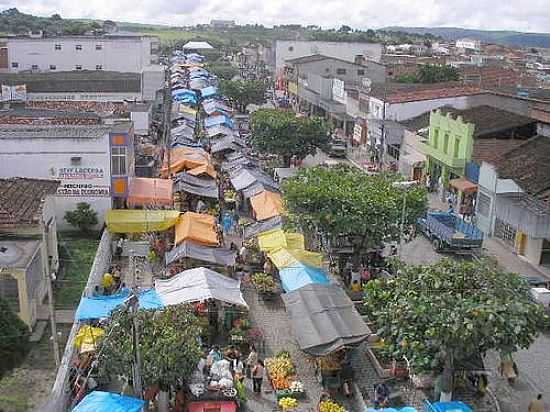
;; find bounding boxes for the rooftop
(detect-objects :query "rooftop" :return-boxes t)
[472,138,526,165]
[432,105,536,137]
[0,239,41,269]
[0,177,60,228]
[0,71,141,93]
[285,54,377,67]
[497,135,550,206]
[366,82,481,104]
[0,123,130,139]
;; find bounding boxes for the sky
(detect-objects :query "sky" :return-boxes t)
[4,0,550,33]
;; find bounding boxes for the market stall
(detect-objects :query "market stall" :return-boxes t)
[257,229,305,252]
[72,391,145,412]
[250,191,285,221]
[105,210,180,233]
[174,212,219,246]
[278,263,330,292]
[166,240,236,267]
[127,177,173,208]
[268,247,324,270]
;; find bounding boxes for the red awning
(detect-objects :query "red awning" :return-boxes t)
[187,401,238,412]
[127,177,173,207]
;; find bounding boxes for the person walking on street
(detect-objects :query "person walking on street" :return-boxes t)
[252,359,265,393]
[245,344,258,379]
[528,394,544,412]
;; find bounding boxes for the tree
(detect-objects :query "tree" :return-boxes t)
[64,202,98,233]
[208,64,239,80]
[338,25,352,33]
[98,305,203,391]
[282,166,426,255]
[219,79,266,112]
[50,13,62,21]
[250,109,330,166]
[0,296,31,376]
[364,258,544,398]
[417,64,459,83]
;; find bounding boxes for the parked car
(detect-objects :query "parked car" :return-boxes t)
[521,275,550,289]
[530,287,550,309]
[328,140,347,158]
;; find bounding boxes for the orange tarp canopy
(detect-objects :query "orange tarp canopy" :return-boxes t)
[161,147,210,177]
[250,191,284,221]
[128,177,173,207]
[175,212,218,246]
[188,164,218,179]
[449,177,478,193]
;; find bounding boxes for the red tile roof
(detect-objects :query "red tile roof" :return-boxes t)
[0,178,60,228]
[385,86,482,104]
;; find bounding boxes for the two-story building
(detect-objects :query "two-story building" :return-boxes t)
[0,122,134,228]
[0,177,60,328]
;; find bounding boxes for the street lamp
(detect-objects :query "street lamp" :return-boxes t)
[392,181,417,257]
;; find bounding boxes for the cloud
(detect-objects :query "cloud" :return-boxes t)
[6,0,550,33]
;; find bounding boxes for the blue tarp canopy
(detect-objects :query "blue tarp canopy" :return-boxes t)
[202,99,231,115]
[171,89,196,97]
[279,263,330,292]
[204,115,234,129]
[75,289,164,321]
[424,401,473,412]
[72,391,146,412]
[200,86,218,98]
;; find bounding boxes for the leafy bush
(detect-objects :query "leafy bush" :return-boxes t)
[0,297,30,377]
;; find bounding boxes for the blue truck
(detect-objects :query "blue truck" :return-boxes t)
[417,211,483,252]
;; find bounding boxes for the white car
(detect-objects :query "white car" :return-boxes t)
[530,287,550,307]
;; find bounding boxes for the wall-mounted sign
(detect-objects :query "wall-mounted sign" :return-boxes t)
[332,78,345,103]
[56,183,110,197]
[353,124,363,143]
[53,167,105,180]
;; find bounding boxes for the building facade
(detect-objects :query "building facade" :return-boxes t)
[0,123,134,229]
[3,34,160,73]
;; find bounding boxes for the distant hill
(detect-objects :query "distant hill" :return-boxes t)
[382,26,550,48]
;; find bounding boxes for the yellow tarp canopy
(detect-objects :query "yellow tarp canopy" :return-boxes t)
[250,191,285,221]
[106,210,180,233]
[175,212,219,246]
[178,104,198,115]
[268,247,323,269]
[161,147,211,177]
[188,163,218,179]
[257,229,305,252]
[74,325,105,353]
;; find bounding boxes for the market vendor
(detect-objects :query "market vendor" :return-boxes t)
[102,271,114,295]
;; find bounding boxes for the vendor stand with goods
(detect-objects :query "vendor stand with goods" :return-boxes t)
[265,351,306,403]
[315,349,353,396]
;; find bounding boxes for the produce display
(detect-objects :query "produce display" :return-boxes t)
[252,272,278,293]
[318,353,343,371]
[279,397,298,410]
[319,400,347,412]
[266,351,296,390]
[289,380,304,393]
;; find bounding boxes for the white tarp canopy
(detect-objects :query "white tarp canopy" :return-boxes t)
[183,41,214,50]
[155,267,248,307]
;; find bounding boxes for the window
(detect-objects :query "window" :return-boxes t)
[336,68,347,75]
[11,62,18,68]
[31,64,39,70]
[76,44,82,51]
[432,128,439,149]
[453,138,460,157]
[288,46,294,51]
[49,65,56,70]
[443,134,449,154]
[359,98,369,113]
[111,147,127,175]
[357,69,365,76]
[95,65,103,70]
[477,192,491,217]
[0,273,20,313]
[95,44,103,50]
[75,65,82,70]
[54,44,62,50]
[325,67,330,73]
[70,156,82,166]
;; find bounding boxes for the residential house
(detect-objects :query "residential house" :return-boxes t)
[477,136,550,268]
[421,106,536,214]
[0,177,60,328]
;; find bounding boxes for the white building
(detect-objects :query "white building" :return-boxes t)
[455,38,481,52]
[0,123,134,229]
[3,34,160,73]
[275,40,383,75]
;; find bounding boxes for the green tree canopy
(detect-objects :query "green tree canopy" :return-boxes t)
[364,258,544,393]
[250,109,330,166]
[0,296,31,376]
[219,79,266,112]
[395,64,460,84]
[207,64,239,80]
[64,202,98,233]
[98,305,203,390]
[282,166,426,253]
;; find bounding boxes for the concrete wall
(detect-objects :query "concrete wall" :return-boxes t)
[28,92,142,102]
[8,36,158,73]
[276,40,383,73]
[387,96,473,121]
[141,66,165,101]
[0,134,112,229]
[525,235,543,265]
[130,110,151,135]
[293,58,385,84]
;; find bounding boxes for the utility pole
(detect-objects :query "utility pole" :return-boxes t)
[164,61,172,177]
[129,249,143,399]
[40,215,60,367]
[378,84,387,170]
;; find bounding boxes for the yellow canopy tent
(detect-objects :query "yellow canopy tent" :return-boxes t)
[177,104,198,115]
[161,147,211,177]
[74,325,105,353]
[175,212,219,246]
[106,210,180,233]
[268,247,323,269]
[257,229,305,252]
[250,191,285,221]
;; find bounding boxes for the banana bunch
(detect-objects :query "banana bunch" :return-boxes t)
[319,400,347,412]
[279,397,298,410]
[266,356,295,378]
